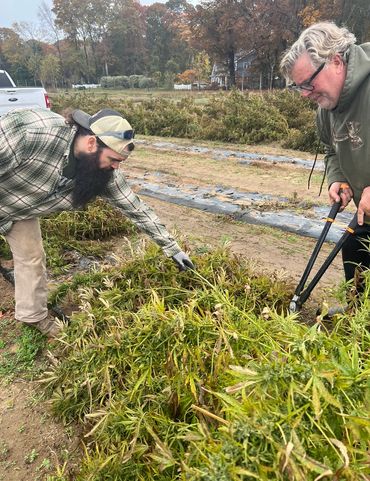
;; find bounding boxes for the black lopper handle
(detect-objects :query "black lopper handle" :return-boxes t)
[293,199,342,297]
[297,212,358,307]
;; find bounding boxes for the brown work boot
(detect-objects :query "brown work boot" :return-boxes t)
[31,316,63,338]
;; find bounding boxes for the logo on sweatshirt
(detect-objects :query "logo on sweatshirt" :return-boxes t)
[332,121,363,150]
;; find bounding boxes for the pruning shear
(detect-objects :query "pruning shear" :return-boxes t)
[289,184,358,314]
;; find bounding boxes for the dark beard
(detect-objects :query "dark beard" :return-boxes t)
[72,149,114,209]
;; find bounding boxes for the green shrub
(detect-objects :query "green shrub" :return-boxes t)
[129,75,144,89]
[0,236,11,259]
[266,89,316,130]
[41,199,136,241]
[40,199,137,273]
[267,90,321,152]
[100,76,130,88]
[200,90,288,143]
[138,76,157,89]
[282,124,320,152]
[51,89,321,151]
[132,97,199,138]
[51,91,123,115]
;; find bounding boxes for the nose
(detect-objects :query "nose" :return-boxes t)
[301,89,311,98]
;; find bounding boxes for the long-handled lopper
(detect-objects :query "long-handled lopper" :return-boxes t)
[289,192,358,314]
[0,263,69,322]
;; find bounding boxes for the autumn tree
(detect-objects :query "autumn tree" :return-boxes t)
[246,0,307,89]
[144,1,193,77]
[39,0,67,86]
[0,28,47,85]
[145,3,172,74]
[105,0,147,76]
[187,0,254,87]
[299,0,370,42]
[176,69,196,84]
[40,53,61,87]
[193,50,211,84]
[2,0,370,89]
[337,0,370,41]
[53,0,112,82]
[0,28,23,74]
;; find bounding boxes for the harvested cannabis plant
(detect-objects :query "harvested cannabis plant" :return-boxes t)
[43,245,370,481]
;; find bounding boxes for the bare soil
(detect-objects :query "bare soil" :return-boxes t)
[0,138,349,480]
[0,276,80,481]
[0,379,79,481]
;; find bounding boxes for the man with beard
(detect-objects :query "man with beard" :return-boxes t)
[0,107,194,337]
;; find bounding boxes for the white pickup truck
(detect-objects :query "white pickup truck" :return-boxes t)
[0,70,51,117]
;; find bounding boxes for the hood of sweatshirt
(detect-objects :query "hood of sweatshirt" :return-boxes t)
[336,42,370,113]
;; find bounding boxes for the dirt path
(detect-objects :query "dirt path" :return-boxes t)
[0,276,80,481]
[126,138,347,296]
[141,196,343,292]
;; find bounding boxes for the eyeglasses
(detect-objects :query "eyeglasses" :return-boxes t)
[99,129,135,140]
[288,63,325,92]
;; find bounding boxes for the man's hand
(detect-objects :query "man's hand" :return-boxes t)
[172,251,195,271]
[357,186,370,225]
[328,182,353,210]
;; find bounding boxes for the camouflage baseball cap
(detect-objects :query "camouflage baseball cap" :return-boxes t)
[72,108,135,155]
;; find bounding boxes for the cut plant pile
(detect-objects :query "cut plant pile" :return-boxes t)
[43,245,369,481]
[0,199,138,277]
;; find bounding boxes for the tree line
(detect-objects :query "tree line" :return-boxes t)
[1,0,370,89]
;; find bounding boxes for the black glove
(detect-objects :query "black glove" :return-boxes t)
[172,251,195,271]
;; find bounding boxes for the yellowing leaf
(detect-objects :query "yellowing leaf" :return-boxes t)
[314,378,342,409]
[312,384,322,420]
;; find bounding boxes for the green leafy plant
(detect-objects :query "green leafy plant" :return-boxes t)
[40,199,137,274]
[51,89,321,152]
[42,244,369,481]
[24,448,39,464]
[0,320,46,380]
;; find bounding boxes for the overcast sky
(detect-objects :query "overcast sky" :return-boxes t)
[1,0,197,29]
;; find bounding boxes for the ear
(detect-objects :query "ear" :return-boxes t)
[86,135,98,153]
[333,53,345,71]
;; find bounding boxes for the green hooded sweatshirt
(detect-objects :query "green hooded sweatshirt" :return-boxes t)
[317,43,370,222]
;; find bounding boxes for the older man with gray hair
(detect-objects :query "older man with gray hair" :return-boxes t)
[280,22,370,298]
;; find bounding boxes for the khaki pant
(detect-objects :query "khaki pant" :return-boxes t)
[5,218,48,324]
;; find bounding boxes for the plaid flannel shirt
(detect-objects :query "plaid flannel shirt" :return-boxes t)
[0,108,181,257]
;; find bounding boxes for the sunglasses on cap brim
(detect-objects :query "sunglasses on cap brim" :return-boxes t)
[98,130,135,140]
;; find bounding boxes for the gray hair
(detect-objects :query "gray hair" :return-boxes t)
[280,22,356,82]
